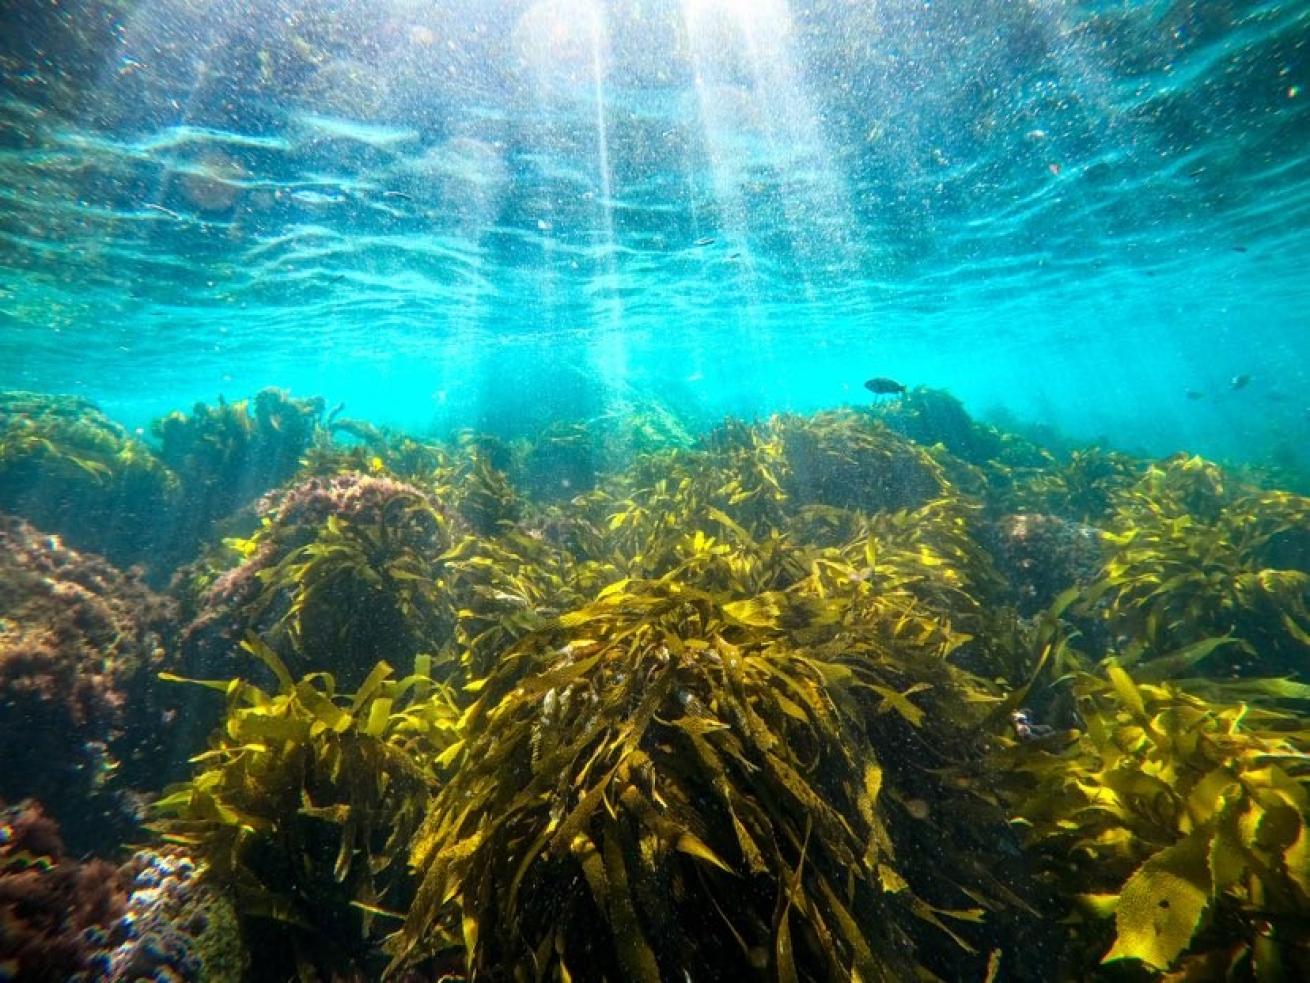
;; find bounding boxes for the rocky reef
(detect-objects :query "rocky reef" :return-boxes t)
[1,386,1309,981]
[0,516,178,851]
[0,799,245,982]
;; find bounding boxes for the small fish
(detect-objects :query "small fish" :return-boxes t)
[1047,162,1061,176]
[1231,245,1248,253]
[1024,128,1047,141]
[693,236,716,247]
[1184,388,1205,400]
[864,376,906,396]
[1230,373,1252,391]
[382,190,413,201]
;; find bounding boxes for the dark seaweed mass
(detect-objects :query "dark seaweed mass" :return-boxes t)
[2,386,1309,982]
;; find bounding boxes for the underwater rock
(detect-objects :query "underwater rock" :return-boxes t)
[0,390,178,574]
[179,471,450,690]
[989,512,1103,616]
[0,516,180,851]
[80,848,246,983]
[0,798,129,980]
[0,801,245,983]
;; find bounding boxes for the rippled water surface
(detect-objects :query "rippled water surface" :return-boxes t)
[1,0,1308,463]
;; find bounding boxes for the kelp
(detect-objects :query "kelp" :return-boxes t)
[153,642,461,978]
[135,397,1310,981]
[1082,455,1310,677]
[152,388,326,555]
[873,386,1017,467]
[435,526,599,680]
[0,390,177,569]
[389,494,1035,980]
[774,409,947,514]
[998,665,1310,977]
[996,447,1142,524]
[181,472,452,692]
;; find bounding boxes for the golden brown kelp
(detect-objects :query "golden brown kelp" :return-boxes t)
[439,440,522,536]
[181,472,451,690]
[152,388,327,562]
[993,446,1142,525]
[391,490,1037,980]
[436,527,602,681]
[774,409,947,514]
[1081,455,1310,678]
[996,665,1310,978]
[0,390,178,571]
[154,644,460,978]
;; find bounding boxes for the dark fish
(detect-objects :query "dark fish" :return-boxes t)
[1231,245,1248,253]
[1230,373,1251,391]
[1184,388,1205,400]
[864,377,906,396]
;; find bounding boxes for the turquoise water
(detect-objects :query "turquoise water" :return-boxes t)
[1,0,1307,465]
[5,5,1310,980]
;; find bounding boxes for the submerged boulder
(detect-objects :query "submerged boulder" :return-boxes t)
[0,516,180,850]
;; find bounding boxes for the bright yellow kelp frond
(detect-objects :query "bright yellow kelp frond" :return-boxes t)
[153,649,462,976]
[389,569,1016,981]
[997,664,1310,975]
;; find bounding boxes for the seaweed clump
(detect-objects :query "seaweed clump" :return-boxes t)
[998,666,1310,978]
[0,391,177,570]
[0,516,178,851]
[180,471,450,690]
[1081,455,1310,678]
[390,434,1039,980]
[154,645,460,979]
[152,388,326,560]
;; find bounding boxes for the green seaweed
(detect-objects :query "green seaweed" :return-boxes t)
[1081,456,1310,677]
[153,643,461,977]
[997,665,1310,977]
[0,390,177,569]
